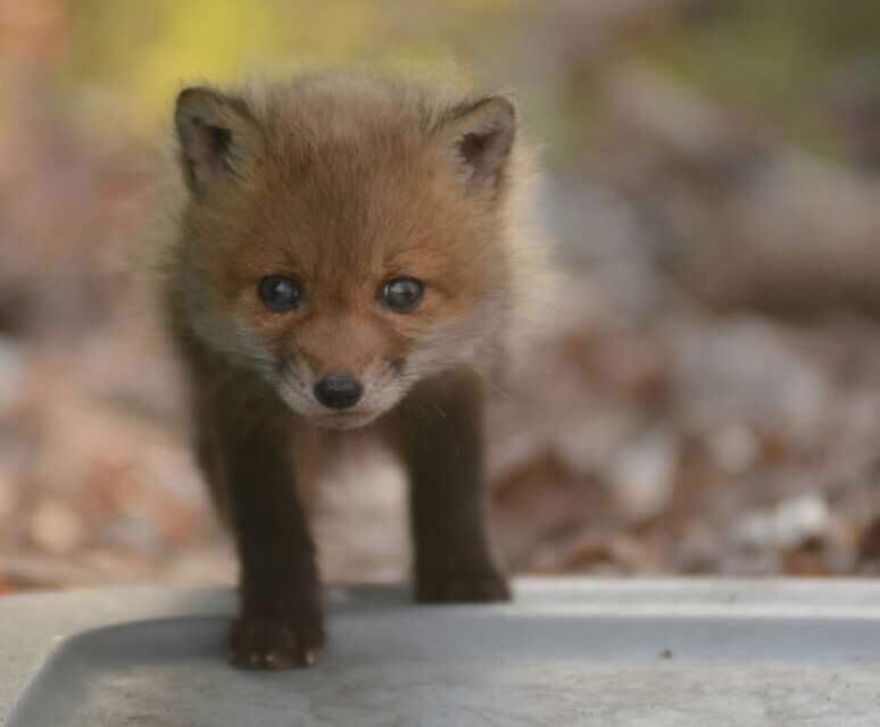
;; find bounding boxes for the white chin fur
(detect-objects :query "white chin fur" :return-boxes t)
[276,386,386,430]
[310,411,383,431]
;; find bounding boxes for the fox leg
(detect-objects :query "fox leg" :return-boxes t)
[398,369,510,603]
[192,374,323,670]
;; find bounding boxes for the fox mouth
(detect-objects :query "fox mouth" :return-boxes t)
[311,409,382,431]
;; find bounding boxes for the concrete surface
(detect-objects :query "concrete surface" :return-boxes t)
[3,579,880,725]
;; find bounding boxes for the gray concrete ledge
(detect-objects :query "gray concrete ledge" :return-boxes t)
[3,579,880,725]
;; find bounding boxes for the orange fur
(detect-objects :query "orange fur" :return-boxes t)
[166,71,546,424]
[162,70,550,669]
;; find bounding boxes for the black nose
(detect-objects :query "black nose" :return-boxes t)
[314,375,363,410]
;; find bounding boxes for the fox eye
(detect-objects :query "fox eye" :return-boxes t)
[258,275,302,312]
[381,277,424,313]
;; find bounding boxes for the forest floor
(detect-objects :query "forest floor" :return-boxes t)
[4,62,880,595]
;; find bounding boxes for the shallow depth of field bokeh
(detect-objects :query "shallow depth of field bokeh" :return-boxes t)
[3,0,880,593]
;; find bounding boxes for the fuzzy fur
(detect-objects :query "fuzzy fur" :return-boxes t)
[162,70,551,670]
[167,72,547,414]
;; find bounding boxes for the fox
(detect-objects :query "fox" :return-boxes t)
[164,71,548,670]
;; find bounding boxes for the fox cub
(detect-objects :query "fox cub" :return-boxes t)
[166,72,544,669]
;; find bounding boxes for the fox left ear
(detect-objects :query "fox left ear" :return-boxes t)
[174,86,262,196]
[440,96,516,190]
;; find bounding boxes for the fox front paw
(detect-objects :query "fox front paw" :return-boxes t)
[416,570,511,604]
[229,616,324,670]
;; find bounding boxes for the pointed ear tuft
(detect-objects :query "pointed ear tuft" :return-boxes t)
[174,86,260,195]
[442,96,516,190]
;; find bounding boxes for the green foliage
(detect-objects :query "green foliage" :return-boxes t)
[51,0,880,161]
[641,0,880,158]
[62,0,520,135]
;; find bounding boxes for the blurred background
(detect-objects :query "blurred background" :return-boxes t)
[3,0,880,594]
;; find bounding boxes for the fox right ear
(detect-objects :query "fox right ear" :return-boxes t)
[438,95,516,192]
[174,86,261,195]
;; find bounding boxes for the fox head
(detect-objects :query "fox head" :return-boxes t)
[173,75,519,429]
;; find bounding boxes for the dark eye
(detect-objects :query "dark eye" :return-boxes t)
[258,275,302,312]
[381,277,424,313]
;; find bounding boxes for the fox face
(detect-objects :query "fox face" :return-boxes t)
[174,76,517,429]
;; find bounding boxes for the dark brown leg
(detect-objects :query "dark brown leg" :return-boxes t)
[397,369,510,603]
[192,373,323,670]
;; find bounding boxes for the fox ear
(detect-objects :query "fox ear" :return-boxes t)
[440,96,516,190]
[174,86,261,195]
